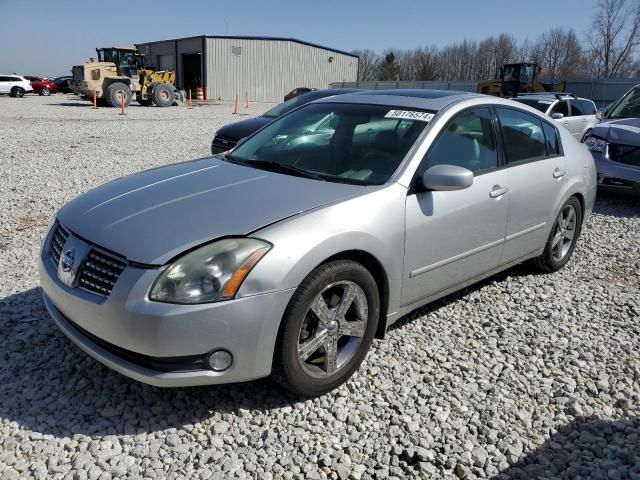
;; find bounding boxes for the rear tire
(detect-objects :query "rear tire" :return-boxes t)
[531,197,582,273]
[151,83,175,107]
[273,260,380,397]
[41,87,51,96]
[105,82,132,108]
[10,87,25,98]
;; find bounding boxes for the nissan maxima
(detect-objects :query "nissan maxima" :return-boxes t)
[40,90,596,396]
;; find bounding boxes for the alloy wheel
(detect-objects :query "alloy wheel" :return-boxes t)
[551,204,577,262]
[297,281,368,378]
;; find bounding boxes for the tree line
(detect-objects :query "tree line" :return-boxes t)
[353,0,640,82]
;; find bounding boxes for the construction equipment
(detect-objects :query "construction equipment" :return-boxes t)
[477,63,567,98]
[70,47,183,107]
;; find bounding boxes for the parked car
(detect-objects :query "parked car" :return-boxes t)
[284,87,316,101]
[211,88,361,154]
[512,93,598,141]
[23,76,58,96]
[53,76,73,94]
[0,75,33,97]
[40,90,596,396]
[584,84,640,193]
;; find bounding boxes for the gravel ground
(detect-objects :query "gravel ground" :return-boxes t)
[1,94,639,480]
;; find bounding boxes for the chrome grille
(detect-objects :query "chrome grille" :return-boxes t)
[77,249,126,296]
[72,65,84,83]
[212,135,237,151]
[49,223,69,265]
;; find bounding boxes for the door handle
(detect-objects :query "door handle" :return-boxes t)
[553,168,566,179]
[489,186,508,198]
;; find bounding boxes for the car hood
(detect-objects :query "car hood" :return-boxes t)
[58,157,364,264]
[215,116,274,141]
[591,118,640,146]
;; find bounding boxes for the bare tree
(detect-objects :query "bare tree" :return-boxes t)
[534,27,584,80]
[588,0,640,77]
[352,49,379,81]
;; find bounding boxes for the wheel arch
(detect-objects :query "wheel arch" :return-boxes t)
[319,250,390,339]
[103,77,132,89]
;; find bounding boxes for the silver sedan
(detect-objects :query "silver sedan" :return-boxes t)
[39,90,597,396]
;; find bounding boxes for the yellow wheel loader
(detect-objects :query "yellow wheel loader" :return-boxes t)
[477,63,567,98]
[70,47,184,107]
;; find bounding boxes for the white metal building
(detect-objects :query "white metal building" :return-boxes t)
[136,35,359,102]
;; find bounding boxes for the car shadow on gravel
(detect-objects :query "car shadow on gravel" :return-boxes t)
[0,288,296,438]
[495,417,640,479]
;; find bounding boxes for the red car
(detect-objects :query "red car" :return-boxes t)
[23,76,58,96]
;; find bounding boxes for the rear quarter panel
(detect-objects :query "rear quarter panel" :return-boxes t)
[561,128,597,219]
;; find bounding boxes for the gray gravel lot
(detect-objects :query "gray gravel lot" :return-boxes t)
[1,94,639,480]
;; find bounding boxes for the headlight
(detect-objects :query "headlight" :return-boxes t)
[585,136,607,153]
[149,238,271,304]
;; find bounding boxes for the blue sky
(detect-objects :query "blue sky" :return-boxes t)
[0,0,595,76]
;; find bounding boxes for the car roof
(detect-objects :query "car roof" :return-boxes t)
[314,89,477,111]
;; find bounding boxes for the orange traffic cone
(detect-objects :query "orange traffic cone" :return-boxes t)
[196,87,204,100]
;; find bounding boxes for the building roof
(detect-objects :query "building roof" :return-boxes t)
[136,35,358,58]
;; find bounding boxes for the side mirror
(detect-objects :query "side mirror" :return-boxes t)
[596,109,607,120]
[421,164,474,192]
[551,112,564,120]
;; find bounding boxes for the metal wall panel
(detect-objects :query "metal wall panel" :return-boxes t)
[137,41,175,70]
[205,38,358,102]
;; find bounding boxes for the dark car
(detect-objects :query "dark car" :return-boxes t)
[23,76,58,96]
[211,89,361,154]
[53,76,73,94]
[584,85,640,193]
[284,87,315,101]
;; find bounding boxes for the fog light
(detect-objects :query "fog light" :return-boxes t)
[208,350,233,372]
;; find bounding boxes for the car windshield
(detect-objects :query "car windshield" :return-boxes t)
[608,87,640,119]
[227,102,433,185]
[512,98,551,113]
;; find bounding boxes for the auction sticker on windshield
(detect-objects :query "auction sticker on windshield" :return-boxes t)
[385,110,434,122]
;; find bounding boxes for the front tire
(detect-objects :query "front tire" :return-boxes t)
[10,87,25,98]
[273,260,380,397]
[532,197,582,272]
[151,83,175,107]
[40,87,51,96]
[105,82,132,108]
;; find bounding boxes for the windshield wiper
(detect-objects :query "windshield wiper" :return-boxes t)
[244,159,326,181]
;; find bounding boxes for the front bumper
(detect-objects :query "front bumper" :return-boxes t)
[39,228,294,387]
[592,150,640,192]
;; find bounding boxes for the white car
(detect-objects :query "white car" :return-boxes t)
[0,75,33,98]
[513,93,599,142]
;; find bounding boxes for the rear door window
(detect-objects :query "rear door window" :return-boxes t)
[496,108,548,164]
[569,100,585,116]
[579,99,596,115]
[542,122,560,156]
